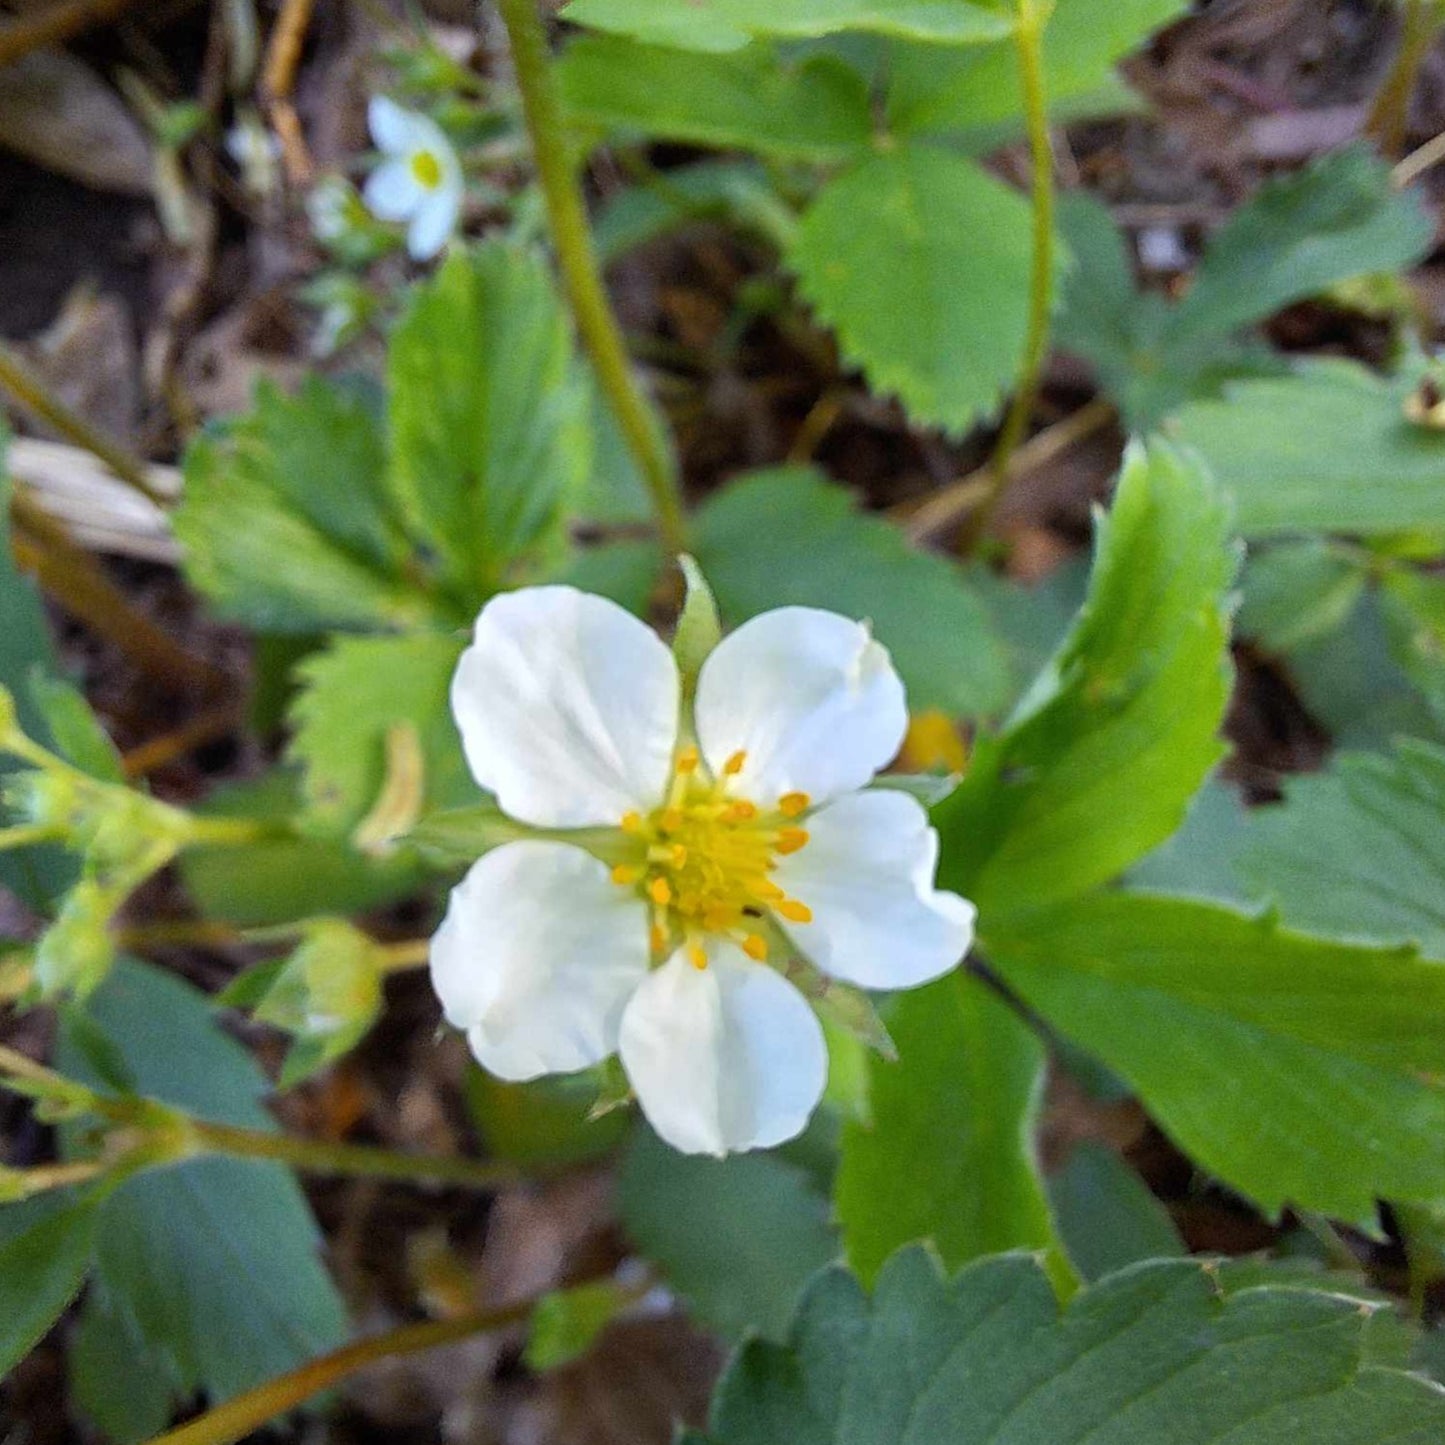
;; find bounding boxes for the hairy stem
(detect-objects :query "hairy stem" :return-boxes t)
[188,1118,524,1191]
[495,0,688,554]
[961,0,1056,554]
[0,344,167,506]
[140,1299,537,1445]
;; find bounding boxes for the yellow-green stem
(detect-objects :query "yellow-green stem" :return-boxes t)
[1366,0,1443,155]
[963,0,1055,555]
[189,1118,523,1191]
[495,0,688,554]
[0,343,167,506]
[139,1298,536,1445]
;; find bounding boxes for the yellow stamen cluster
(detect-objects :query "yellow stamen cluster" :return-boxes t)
[611,747,813,969]
[409,149,443,189]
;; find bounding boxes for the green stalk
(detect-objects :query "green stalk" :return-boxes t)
[495,0,688,555]
[963,0,1056,554]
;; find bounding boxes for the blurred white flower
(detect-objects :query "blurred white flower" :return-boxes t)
[362,96,462,260]
[430,586,976,1157]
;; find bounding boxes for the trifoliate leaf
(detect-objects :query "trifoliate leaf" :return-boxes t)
[1171,360,1445,536]
[0,1189,102,1381]
[788,144,1036,436]
[704,1248,1445,1443]
[617,1126,837,1341]
[1236,740,1445,956]
[988,892,1445,1224]
[388,244,591,603]
[56,959,348,1414]
[176,378,429,633]
[836,972,1071,1292]
[694,468,1011,717]
[887,0,1188,138]
[562,0,1013,52]
[559,37,873,161]
[935,442,1236,915]
[286,631,471,841]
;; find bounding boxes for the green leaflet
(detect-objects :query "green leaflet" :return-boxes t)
[558,37,873,161]
[1236,740,1445,956]
[1171,360,1445,536]
[562,0,1012,52]
[787,144,1037,437]
[835,972,1071,1292]
[704,1248,1445,1443]
[694,468,1011,716]
[935,441,1236,915]
[57,959,348,1419]
[987,892,1445,1224]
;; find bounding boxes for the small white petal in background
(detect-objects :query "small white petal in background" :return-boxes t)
[430,840,650,1081]
[225,106,281,199]
[362,95,463,260]
[618,942,828,1156]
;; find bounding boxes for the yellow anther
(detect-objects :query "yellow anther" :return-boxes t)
[659,808,684,833]
[650,922,668,955]
[777,899,813,924]
[611,864,642,886]
[723,800,758,823]
[620,811,643,833]
[648,877,673,906]
[687,941,709,970]
[748,878,785,901]
[675,745,700,773]
[742,933,768,961]
[776,828,809,855]
[669,843,688,867]
[779,792,811,818]
[723,750,748,776]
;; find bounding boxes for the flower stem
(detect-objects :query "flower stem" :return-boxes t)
[374,937,431,972]
[961,0,1056,555]
[1366,0,1444,155]
[0,343,167,507]
[139,1298,537,1445]
[495,0,688,554]
[187,1118,523,1191]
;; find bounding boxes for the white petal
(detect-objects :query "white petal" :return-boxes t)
[406,179,460,260]
[618,942,826,1156]
[452,586,681,828]
[363,159,421,221]
[368,95,419,154]
[429,840,649,1081]
[695,607,907,806]
[772,789,975,990]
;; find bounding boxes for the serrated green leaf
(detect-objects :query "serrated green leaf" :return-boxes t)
[617,1126,837,1340]
[175,378,429,633]
[1124,775,1252,905]
[694,468,1011,716]
[56,958,349,1411]
[70,1277,173,1443]
[0,431,75,907]
[1237,539,1369,652]
[388,243,590,602]
[1171,360,1445,536]
[286,631,470,839]
[988,892,1445,1223]
[887,0,1187,138]
[0,1189,101,1381]
[1171,146,1433,346]
[1236,741,1445,956]
[27,672,125,783]
[788,145,1036,435]
[935,442,1236,915]
[836,972,1070,1291]
[559,37,872,161]
[182,773,426,927]
[1048,1142,1185,1284]
[705,1248,1445,1443]
[562,0,1013,52]
[553,539,663,617]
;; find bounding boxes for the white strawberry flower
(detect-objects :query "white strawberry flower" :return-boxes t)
[362,96,463,261]
[430,586,975,1156]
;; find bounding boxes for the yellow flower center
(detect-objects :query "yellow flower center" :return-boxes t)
[409,149,443,190]
[611,747,812,969]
